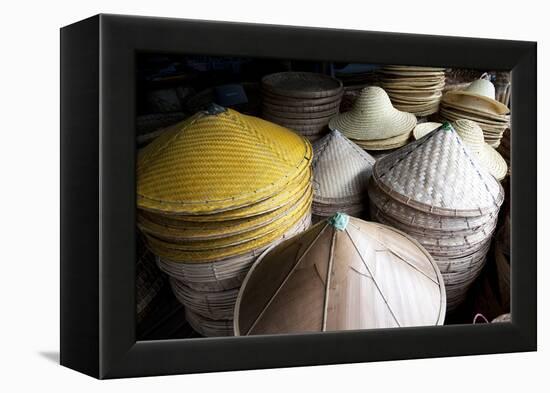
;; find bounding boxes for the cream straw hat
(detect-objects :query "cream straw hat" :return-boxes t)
[412,122,442,140]
[452,119,508,180]
[328,86,417,140]
[445,79,510,115]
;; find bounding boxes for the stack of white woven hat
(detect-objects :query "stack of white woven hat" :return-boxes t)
[369,123,504,311]
[311,130,376,222]
[329,86,417,151]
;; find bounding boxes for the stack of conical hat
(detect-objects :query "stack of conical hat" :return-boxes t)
[234,213,446,335]
[311,131,375,222]
[439,78,510,147]
[368,124,504,311]
[261,72,343,142]
[379,65,446,116]
[137,105,313,336]
[414,119,508,181]
[329,86,417,151]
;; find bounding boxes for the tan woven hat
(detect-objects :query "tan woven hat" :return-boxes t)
[412,122,442,140]
[234,213,446,335]
[445,78,510,115]
[328,86,417,140]
[452,119,508,180]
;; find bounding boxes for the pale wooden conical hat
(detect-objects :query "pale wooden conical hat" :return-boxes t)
[328,86,417,140]
[312,130,376,203]
[373,124,504,217]
[234,213,446,335]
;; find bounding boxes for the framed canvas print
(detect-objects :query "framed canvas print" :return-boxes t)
[60,14,536,379]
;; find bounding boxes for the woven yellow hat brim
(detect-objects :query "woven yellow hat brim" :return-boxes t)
[443,91,510,115]
[478,144,508,181]
[137,108,312,215]
[137,184,312,241]
[145,200,312,263]
[150,166,311,222]
[413,122,442,140]
[144,186,312,251]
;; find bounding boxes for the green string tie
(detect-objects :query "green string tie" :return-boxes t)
[441,121,453,132]
[328,212,349,231]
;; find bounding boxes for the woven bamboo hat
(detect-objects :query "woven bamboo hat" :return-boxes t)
[311,131,375,220]
[445,79,510,115]
[412,122,442,140]
[234,213,446,335]
[451,119,508,181]
[137,106,312,215]
[312,131,376,203]
[373,124,504,217]
[328,86,417,141]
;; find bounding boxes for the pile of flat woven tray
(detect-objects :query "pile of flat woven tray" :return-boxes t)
[261,72,343,142]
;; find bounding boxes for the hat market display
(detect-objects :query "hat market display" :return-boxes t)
[234,213,446,335]
[439,78,511,147]
[328,86,417,150]
[379,65,446,116]
[137,105,313,336]
[261,72,344,142]
[368,123,504,311]
[311,130,376,222]
[414,119,508,181]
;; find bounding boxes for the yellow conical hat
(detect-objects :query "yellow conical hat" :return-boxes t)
[137,106,312,215]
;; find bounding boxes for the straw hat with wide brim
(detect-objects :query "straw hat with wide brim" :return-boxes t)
[452,119,508,181]
[444,79,510,115]
[328,86,417,140]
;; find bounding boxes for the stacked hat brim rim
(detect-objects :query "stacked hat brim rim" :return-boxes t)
[137,110,313,215]
[379,66,445,116]
[156,213,311,292]
[445,91,510,115]
[349,131,411,150]
[261,90,344,106]
[261,72,344,99]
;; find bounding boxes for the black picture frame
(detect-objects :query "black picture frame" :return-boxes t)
[60,14,537,379]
